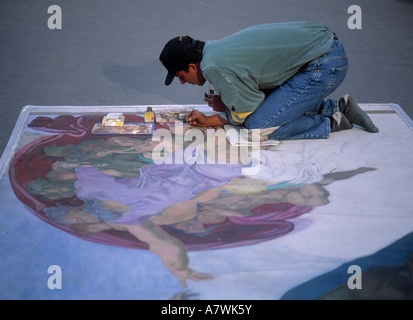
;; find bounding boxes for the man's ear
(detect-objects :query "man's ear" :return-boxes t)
[188,63,198,72]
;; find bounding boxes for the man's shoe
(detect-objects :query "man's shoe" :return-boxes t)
[330,112,353,132]
[339,94,379,133]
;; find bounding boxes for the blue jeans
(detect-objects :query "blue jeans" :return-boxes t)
[244,36,348,140]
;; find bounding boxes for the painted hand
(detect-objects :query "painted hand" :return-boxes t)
[173,268,214,288]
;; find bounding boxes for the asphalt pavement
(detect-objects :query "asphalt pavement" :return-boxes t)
[1,0,412,155]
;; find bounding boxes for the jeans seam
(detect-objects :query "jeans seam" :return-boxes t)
[321,65,349,96]
[262,71,321,129]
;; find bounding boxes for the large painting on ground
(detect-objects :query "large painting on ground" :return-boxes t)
[1,105,413,299]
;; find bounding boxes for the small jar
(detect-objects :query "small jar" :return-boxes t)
[144,107,155,123]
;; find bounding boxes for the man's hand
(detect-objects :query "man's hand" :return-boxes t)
[204,94,227,112]
[186,110,229,127]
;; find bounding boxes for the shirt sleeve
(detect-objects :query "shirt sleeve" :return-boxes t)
[203,65,265,125]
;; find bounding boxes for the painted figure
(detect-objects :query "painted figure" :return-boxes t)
[10,114,376,287]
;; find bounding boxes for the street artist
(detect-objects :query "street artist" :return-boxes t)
[159,21,379,140]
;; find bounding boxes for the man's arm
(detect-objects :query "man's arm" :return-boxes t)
[186,110,229,127]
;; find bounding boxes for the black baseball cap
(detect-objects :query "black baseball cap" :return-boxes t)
[159,36,197,86]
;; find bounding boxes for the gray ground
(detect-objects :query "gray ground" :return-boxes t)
[1,0,412,155]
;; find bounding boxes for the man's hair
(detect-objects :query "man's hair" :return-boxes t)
[182,37,205,71]
[192,38,205,63]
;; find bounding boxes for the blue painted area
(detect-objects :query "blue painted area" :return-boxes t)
[281,231,413,300]
[0,176,182,300]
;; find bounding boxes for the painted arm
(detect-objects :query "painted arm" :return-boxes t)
[152,187,223,225]
[119,220,212,287]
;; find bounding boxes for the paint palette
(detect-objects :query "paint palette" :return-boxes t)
[92,122,155,135]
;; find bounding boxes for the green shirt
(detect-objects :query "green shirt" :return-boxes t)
[201,21,334,124]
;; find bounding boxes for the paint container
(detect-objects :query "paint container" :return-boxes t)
[144,107,155,123]
[102,113,124,126]
[170,111,189,122]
